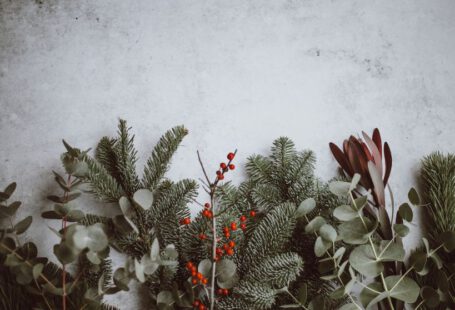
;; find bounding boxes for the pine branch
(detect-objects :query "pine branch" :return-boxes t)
[95,137,123,185]
[113,119,140,196]
[142,125,189,190]
[239,202,297,276]
[246,252,303,288]
[84,156,123,202]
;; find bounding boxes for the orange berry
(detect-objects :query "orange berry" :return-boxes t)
[230,222,237,230]
[202,278,208,285]
[228,241,235,248]
[186,262,193,269]
[226,248,234,256]
[192,278,198,285]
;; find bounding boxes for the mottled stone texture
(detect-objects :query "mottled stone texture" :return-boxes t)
[0,0,454,308]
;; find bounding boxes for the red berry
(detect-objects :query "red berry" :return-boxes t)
[214,255,221,262]
[218,174,225,180]
[217,288,224,295]
[204,202,211,209]
[216,248,223,255]
[240,215,247,222]
[199,234,207,240]
[192,278,198,285]
[223,227,230,233]
[181,218,191,225]
[224,232,230,238]
[202,277,208,285]
[227,152,235,160]
[240,223,247,231]
[193,300,200,307]
[228,164,235,170]
[202,209,212,218]
[197,272,203,280]
[199,305,205,310]
[223,243,230,251]
[230,222,237,230]
[223,289,229,295]
[228,241,235,248]
[220,163,227,170]
[250,210,256,217]
[191,270,197,277]
[226,248,234,256]
[186,262,193,269]
[216,170,222,176]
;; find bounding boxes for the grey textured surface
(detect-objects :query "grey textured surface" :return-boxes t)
[0,0,454,308]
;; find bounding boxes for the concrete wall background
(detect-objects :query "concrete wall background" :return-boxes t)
[1,0,454,308]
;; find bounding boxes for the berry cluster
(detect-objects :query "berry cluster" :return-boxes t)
[186,262,209,285]
[216,152,236,181]
[192,299,206,310]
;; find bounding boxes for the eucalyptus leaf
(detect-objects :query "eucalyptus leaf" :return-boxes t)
[133,189,154,210]
[440,231,455,252]
[113,268,130,291]
[119,196,139,233]
[349,244,383,277]
[329,181,351,197]
[217,259,236,282]
[296,198,316,217]
[421,286,440,307]
[314,236,331,257]
[408,188,420,205]
[350,174,361,191]
[393,224,410,237]
[157,290,174,305]
[32,263,44,280]
[359,282,385,308]
[398,203,413,222]
[385,275,420,303]
[339,217,377,245]
[333,205,358,221]
[14,216,32,234]
[319,224,337,242]
[305,216,326,234]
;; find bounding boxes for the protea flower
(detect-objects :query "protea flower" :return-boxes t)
[329,128,392,207]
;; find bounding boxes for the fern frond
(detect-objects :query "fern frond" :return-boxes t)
[142,125,189,190]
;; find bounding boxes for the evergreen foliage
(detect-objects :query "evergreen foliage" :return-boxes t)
[216,137,342,309]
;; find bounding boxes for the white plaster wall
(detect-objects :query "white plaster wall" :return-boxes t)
[1,0,454,308]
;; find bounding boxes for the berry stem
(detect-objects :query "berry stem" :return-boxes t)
[210,194,217,310]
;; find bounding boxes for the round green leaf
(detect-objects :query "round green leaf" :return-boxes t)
[385,275,420,303]
[296,198,316,217]
[393,224,410,237]
[349,244,383,277]
[305,216,326,234]
[217,259,236,281]
[319,224,337,243]
[133,189,154,210]
[333,205,358,221]
[408,188,420,205]
[32,263,44,280]
[14,216,33,234]
[329,181,351,197]
[421,286,440,307]
[339,217,377,245]
[398,203,413,222]
[314,236,331,257]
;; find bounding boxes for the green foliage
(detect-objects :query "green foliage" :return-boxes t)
[237,138,341,306]
[412,152,455,309]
